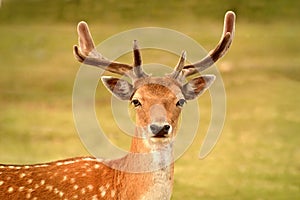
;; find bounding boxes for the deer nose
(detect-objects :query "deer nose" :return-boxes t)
[149,124,172,137]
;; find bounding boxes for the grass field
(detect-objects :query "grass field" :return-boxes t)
[0,0,299,199]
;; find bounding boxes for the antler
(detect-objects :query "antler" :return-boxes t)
[170,51,186,80]
[177,11,236,78]
[133,40,148,78]
[74,11,235,81]
[73,21,148,79]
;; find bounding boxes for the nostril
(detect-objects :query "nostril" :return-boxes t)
[163,125,170,132]
[150,124,159,134]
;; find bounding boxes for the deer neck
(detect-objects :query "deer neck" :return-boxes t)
[107,127,175,199]
[110,126,175,171]
[128,126,175,168]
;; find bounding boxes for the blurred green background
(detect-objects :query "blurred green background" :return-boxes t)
[0,0,299,199]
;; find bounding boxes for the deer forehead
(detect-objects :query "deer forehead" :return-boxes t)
[132,77,184,101]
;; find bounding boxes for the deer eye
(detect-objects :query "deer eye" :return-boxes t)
[176,99,186,107]
[131,99,141,107]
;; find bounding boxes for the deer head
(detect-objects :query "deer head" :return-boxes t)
[73,11,235,155]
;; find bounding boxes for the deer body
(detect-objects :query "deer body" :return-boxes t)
[0,157,171,199]
[0,11,235,199]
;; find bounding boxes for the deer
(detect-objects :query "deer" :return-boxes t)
[0,11,235,200]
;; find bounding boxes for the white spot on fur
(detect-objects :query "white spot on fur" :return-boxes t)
[62,175,68,181]
[99,186,105,192]
[54,188,59,194]
[81,188,86,194]
[82,157,97,162]
[34,164,49,168]
[40,180,45,185]
[87,184,93,191]
[92,195,99,200]
[73,185,79,190]
[46,185,53,191]
[0,181,4,186]
[64,160,75,165]
[26,193,31,199]
[20,173,26,178]
[70,178,75,183]
[18,186,25,192]
[94,164,100,169]
[101,190,106,197]
[7,187,14,193]
[111,190,116,197]
[27,179,33,184]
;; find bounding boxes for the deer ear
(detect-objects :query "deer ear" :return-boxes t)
[182,75,216,100]
[101,76,134,100]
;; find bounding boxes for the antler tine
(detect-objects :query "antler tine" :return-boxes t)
[170,51,186,80]
[133,40,148,78]
[73,21,133,76]
[183,11,236,77]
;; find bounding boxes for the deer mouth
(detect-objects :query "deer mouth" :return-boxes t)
[151,130,169,138]
[152,135,168,139]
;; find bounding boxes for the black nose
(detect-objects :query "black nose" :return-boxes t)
[150,124,171,137]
